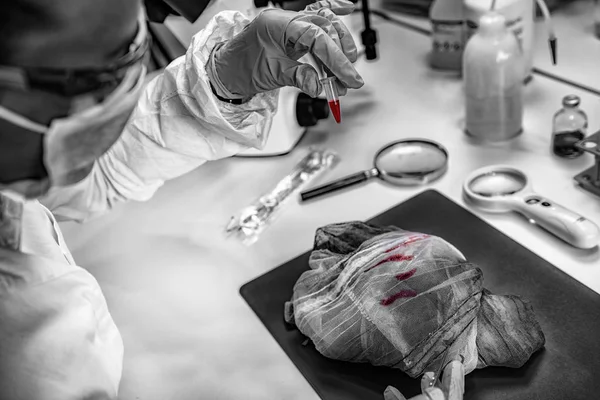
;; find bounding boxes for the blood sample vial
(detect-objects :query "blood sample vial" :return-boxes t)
[552,95,588,158]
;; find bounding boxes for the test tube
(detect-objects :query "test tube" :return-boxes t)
[307,56,342,124]
[321,76,341,124]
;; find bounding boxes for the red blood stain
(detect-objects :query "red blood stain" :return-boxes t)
[395,268,417,281]
[385,234,429,253]
[364,254,414,272]
[380,290,418,306]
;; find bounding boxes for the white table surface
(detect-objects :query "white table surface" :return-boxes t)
[366,0,600,92]
[59,3,600,400]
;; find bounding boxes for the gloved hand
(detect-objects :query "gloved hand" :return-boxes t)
[207,0,364,100]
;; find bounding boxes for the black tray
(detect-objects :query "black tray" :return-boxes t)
[240,190,600,400]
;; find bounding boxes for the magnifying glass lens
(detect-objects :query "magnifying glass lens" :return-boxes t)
[468,170,526,197]
[301,139,448,201]
[377,142,447,176]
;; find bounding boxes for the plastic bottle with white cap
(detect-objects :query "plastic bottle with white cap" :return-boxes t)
[464,0,534,81]
[463,11,524,142]
[464,0,557,82]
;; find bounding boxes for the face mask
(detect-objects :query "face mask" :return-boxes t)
[0,64,146,197]
[0,12,148,198]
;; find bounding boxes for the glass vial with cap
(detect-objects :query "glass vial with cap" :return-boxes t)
[552,95,587,158]
[429,0,465,71]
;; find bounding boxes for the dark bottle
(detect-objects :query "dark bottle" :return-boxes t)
[552,95,588,158]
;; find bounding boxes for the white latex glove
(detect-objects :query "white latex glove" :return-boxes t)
[207,0,364,100]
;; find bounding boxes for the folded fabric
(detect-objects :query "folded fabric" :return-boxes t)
[284,221,545,378]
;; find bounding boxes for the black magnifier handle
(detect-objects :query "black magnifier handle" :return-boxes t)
[300,169,378,202]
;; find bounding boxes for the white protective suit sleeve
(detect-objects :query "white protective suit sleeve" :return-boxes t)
[0,191,123,400]
[0,246,124,400]
[40,11,279,222]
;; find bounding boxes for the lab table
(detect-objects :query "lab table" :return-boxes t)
[383,0,600,92]
[59,3,600,400]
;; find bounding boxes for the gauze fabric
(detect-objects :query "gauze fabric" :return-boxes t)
[40,10,279,222]
[284,221,545,378]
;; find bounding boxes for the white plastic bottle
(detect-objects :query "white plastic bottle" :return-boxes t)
[464,12,524,142]
[429,0,465,71]
[464,0,534,82]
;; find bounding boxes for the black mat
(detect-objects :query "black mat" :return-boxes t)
[239,190,600,400]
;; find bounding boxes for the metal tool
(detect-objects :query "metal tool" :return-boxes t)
[433,351,449,388]
[463,164,600,249]
[385,385,445,400]
[423,350,450,391]
[574,130,600,197]
[385,350,465,400]
[440,359,465,400]
[300,139,448,202]
[426,351,465,400]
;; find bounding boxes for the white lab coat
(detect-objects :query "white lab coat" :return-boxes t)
[0,10,277,400]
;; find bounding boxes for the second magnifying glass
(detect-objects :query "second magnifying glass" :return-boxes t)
[300,139,449,202]
[463,165,600,249]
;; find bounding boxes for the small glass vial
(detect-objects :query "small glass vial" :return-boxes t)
[429,0,465,71]
[552,95,588,158]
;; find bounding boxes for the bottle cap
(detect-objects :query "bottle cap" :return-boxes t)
[478,12,507,36]
[562,95,580,107]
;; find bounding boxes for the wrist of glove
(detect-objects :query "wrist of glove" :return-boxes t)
[208,0,364,99]
[207,42,253,104]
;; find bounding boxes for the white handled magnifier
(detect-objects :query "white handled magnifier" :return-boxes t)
[463,165,600,249]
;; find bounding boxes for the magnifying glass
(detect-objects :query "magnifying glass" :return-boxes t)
[300,139,448,202]
[463,165,600,249]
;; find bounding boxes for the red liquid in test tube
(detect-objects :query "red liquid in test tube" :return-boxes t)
[321,76,341,123]
[328,100,341,123]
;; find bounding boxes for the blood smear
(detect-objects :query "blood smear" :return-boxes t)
[395,268,417,281]
[328,100,341,123]
[385,235,429,253]
[364,254,414,272]
[380,290,418,306]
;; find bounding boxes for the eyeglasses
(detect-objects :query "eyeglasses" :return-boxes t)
[0,21,151,97]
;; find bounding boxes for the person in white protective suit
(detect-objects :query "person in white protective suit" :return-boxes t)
[0,0,363,398]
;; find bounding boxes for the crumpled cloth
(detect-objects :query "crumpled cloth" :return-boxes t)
[284,221,545,378]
